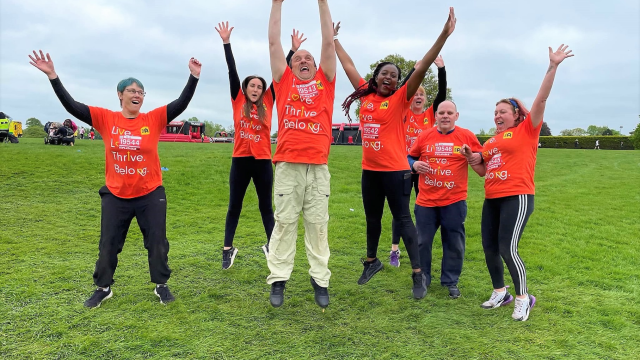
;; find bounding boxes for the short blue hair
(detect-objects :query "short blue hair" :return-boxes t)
[117,77,144,93]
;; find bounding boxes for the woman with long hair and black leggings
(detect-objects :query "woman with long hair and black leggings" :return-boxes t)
[215,22,306,269]
[334,8,456,299]
[29,49,201,308]
[388,55,448,268]
[467,44,573,321]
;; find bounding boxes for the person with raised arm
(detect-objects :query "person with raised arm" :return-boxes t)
[29,49,201,308]
[469,45,573,321]
[215,21,306,270]
[335,8,456,299]
[266,0,337,310]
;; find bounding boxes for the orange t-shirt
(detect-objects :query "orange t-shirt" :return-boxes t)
[403,105,436,154]
[90,106,167,199]
[359,79,411,171]
[231,88,273,159]
[409,126,483,207]
[482,114,542,199]
[272,66,335,164]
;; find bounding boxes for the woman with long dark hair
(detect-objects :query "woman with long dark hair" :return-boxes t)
[215,22,306,270]
[29,49,201,308]
[334,8,456,299]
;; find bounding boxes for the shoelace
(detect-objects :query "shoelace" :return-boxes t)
[488,291,504,304]
[514,298,527,314]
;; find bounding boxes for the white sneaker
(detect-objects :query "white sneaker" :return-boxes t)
[480,289,514,309]
[512,294,536,321]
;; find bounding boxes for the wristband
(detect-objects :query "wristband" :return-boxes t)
[333,35,338,40]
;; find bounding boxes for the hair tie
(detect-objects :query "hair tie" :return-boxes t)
[508,99,519,110]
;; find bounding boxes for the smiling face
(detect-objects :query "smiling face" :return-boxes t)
[291,50,317,81]
[375,64,400,97]
[246,78,264,103]
[436,101,459,133]
[494,102,517,134]
[118,83,144,115]
[411,87,426,112]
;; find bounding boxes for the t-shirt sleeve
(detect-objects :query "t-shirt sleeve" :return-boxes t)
[358,78,367,88]
[273,66,292,94]
[396,84,411,106]
[148,105,168,132]
[263,86,275,108]
[467,130,483,152]
[522,113,542,139]
[88,106,109,135]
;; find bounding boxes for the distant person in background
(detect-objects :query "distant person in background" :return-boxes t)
[620,141,623,149]
[90,127,95,140]
[595,139,600,150]
[574,139,579,148]
[80,127,85,139]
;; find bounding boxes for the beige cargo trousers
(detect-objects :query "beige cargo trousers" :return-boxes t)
[266,162,331,287]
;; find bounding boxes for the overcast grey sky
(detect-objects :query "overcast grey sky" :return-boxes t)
[1,0,638,135]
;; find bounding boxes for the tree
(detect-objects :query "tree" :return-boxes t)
[539,122,552,136]
[478,128,487,136]
[559,128,587,136]
[586,125,618,136]
[602,128,613,136]
[354,54,453,118]
[22,117,46,138]
[271,131,278,138]
[488,128,496,135]
[629,121,640,149]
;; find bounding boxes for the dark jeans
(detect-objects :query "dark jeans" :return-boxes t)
[361,170,420,269]
[224,156,275,248]
[392,173,419,245]
[414,201,467,286]
[481,195,534,296]
[93,186,171,287]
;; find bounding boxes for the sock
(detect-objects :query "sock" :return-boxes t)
[99,286,109,292]
[157,284,167,288]
[495,289,506,294]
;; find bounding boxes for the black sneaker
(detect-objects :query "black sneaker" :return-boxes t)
[84,287,113,308]
[261,244,269,259]
[447,285,461,299]
[154,284,175,304]
[270,281,286,308]
[357,258,383,285]
[222,247,238,270]
[310,277,329,309]
[411,271,427,299]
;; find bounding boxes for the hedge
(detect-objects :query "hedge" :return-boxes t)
[475,135,634,150]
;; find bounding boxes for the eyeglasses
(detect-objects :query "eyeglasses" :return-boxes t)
[124,89,146,96]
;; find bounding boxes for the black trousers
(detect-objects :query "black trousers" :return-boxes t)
[481,194,534,296]
[224,156,275,248]
[93,186,171,287]
[391,173,419,245]
[361,170,420,269]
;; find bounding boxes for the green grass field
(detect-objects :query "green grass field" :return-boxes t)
[1,138,639,359]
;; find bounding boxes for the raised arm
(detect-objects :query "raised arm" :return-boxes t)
[432,55,447,112]
[166,58,201,122]
[529,44,573,128]
[29,50,92,124]
[216,21,241,100]
[318,0,336,82]
[333,23,362,89]
[269,0,287,82]
[405,7,456,101]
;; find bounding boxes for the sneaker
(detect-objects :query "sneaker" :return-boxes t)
[84,287,113,308]
[447,285,461,299]
[154,284,175,304]
[270,281,286,308]
[411,271,427,299]
[512,294,536,321]
[389,250,400,267]
[261,244,269,258]
[357,258,383,285]
[310,277,329,308]
[222,247,238,270]
[480,289,514,309]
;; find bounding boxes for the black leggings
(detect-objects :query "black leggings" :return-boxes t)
[391,173,419,245]
[224,157,275,248]
[362,170,420,269]
[481,194,534,296]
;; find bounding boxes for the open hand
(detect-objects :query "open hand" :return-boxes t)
[549,44,573,66]
[333,21,341,36]
[291,29,307,51]
[412,160,430,174]
[434,55,445,68]
[28,50,57,79]
[189,58,202,78]
[215,21,234,44]
[443,7,456,37]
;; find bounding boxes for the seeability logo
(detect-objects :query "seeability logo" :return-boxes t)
[503,132,513,139]
[140,126,150,135]
[380,101,389,110]
[316,80,324,90]
[453,146,461,154]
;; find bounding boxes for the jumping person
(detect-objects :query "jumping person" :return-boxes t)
[472,45,573,321]
[335,8,456,299]
[408,100,483,298]
[389,54,449,267]
[29,49,201,308]
[215,21,307,270]
[266,0,337,309]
